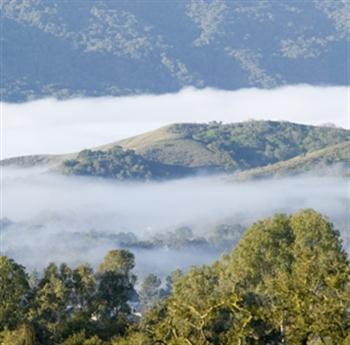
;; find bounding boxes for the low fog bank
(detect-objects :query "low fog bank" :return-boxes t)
[2,85,348,158]
[1,168,349,277]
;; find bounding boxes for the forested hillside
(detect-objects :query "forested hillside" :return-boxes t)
[2,1,348,101]
[233,141,350,180]
[1,210,349,344]
[62,121,350,179]
[2,121,349,181]
[61,146,193,181]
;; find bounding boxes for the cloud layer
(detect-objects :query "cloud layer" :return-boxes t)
[1,85,348,159]
[2,168,349,275]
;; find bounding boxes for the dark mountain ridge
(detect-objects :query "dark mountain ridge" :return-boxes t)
[1,0,349,101]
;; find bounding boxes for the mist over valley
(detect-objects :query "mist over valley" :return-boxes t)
[2,167,349,278]
[1,1,349,341]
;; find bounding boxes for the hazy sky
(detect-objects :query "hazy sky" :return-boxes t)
[1,85,349,158]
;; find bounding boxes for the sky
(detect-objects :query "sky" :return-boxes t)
[1,85,349,159]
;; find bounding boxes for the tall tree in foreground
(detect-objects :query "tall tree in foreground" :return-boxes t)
[0,256,30,331]
[95,250,137,339]
[1,211,349,344]
[126,209,350,345]
[226,209,350,343]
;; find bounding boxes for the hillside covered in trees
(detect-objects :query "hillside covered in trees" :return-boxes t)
[103,121,350,171]
[3,121,349,181]
[1,210,349,344]
[232,141,350,180]
[61,146,193,181]
[2,1,348,101]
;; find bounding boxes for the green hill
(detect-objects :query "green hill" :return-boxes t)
[2,121,349,180]
[232,141,350,180]
[61,146,194,181]
[102,120,350,170]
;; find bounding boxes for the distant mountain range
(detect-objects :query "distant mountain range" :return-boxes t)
[2,121,349,180]
[1,0,349,102]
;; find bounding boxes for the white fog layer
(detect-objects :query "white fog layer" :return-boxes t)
[1,168,349,276]
[1,85,348,158]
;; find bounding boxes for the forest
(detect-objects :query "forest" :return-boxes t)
[1,209,349,345]
[61,146,193,181]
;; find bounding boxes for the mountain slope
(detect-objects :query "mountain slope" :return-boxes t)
[1,0,349,101]
[232,141,350,180]
[2,121,349,180]
[61,146,194,181]
[109,121,349,171]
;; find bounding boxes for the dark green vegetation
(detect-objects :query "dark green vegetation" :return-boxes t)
[2,1,348,101]
[1,210,349,344]
[233,141,350,180]
[60,121,350,180]
[0,250,138,345]
[61,146,193,181]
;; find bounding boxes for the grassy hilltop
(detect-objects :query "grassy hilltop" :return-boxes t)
[2,121,349,180]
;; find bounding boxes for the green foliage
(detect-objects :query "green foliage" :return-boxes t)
[62,147,155,180]
[343,333,350,345]
[111,332,153,345]
[235,141,350,180]
[0,324,37,345]
[139,274,162,311]
[0,256,30,331]
[0,250,137,345]
[60,331,104,345]
[223,210,350,343]
[58,121,350,180]
[139,210,350,344]
[172,121,349,170]
[1,210,349,344]
[61,146,191,181]
[98,250,135,275]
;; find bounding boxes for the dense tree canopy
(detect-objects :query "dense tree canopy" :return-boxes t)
[0,250,137,344]
[61,146,192,181]
[1,210,349,344]
[0,257,30,330]
[123,210,350,345]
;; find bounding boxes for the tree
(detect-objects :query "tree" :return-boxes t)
[1,211,348,344]
[71,264,96,317]
[31,263,75,343]
[111,332,153,345]
[60,331,104,345]
[33,263,72,323]
[137,210,350,344]
[95,250,137,338]
[98,250,135,276]
[224,209,350,343]
[139,274,162,311]
[0,324,37,345]
[0,256,30,330]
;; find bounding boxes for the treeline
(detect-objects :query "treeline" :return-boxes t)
[1,210,349,344]
[170,121,350,169]
[71,223,245,252]
[61,146,192,181]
